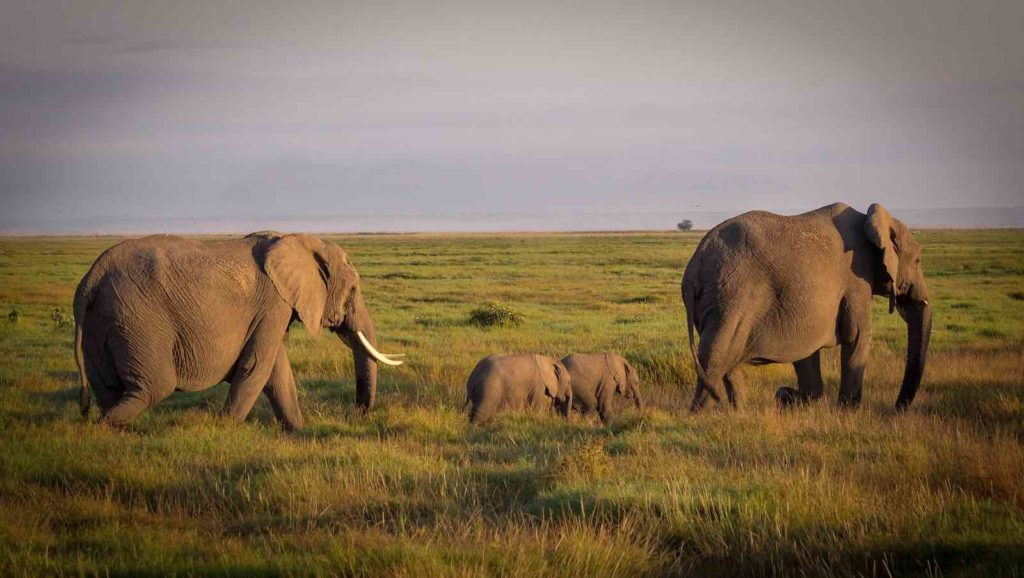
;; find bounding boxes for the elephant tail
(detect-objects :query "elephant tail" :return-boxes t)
[74,321,90,418]
[73,283,91,418]
[73,255,105,419]
[682,277,708,386]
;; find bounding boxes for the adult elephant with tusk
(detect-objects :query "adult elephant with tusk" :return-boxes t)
[73,231,404,430]
[682,203,932,412]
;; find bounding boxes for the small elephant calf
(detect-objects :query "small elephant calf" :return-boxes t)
[466,354,573,423]
[561,353,643,423]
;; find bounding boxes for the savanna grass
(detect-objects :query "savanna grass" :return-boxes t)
[0,230,1022,577]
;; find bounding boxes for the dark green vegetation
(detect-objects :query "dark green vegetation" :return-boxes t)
[467,302,526,328]
[1,230,1022,577]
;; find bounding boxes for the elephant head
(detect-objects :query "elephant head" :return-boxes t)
[261,234,403,410]
[617,360,644,411]
[864,204,932,409]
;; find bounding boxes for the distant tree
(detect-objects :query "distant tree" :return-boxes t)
[676,219,694,231]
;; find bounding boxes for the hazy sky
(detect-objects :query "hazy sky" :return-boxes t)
[1,0,1022,232]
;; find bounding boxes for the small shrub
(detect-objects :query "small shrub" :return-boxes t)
[50,307,72,330]
[468,302,525,328]
[676,219,694,231]
[1009,291,1024,301]
[6,308,19,325]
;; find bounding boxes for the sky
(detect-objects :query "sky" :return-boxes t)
[1,0,1023,233]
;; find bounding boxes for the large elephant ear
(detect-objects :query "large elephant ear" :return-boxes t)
[864,203,900,289]
[542,361,561,398]
[263,234,328,337]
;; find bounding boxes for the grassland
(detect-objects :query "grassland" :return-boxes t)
[0,230,1022,577]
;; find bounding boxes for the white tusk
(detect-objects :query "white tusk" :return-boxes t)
[922,300,929,306]
[356,331,404,366]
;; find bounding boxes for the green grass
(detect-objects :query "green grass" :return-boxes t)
[0,230,1022,577]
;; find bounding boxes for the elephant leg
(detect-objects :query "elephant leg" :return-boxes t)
[690,361,728,412]
[596,400,610,424]
[469,399,497,424]
[690,323,740,413]
[222,311,291,422]
[85,343,123,412]
[100,334,175,427]
[723,367,744,409]
[222,345,280,422]
[839,334,870,407]
[102,389,159,426]
[91,375,124,413]
[262,347,303,431]
[778,351,824,407]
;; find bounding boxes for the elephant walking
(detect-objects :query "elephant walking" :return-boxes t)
[682,203,932,411]
[73,232,404,430]
[561,353,643,423]
[465,354,573,423]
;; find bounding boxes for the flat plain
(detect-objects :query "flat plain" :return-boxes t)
[0,230,1022,577]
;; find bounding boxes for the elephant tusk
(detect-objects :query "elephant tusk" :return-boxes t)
[356,331,405,366]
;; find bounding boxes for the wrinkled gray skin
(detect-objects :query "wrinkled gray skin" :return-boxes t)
[466,354,573,423]
[562,353,643,424]
[682,203,932,411]
[73,232,390,430]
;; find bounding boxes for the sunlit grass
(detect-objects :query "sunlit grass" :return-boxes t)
[0,230,1022,576]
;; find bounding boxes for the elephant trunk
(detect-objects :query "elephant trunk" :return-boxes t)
[559,390,573,418]
[632,387,645,412]
[340,290,379,412]
[895,299,932,410]
[625,363,644,411]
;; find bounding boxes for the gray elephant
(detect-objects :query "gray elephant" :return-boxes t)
[561,353,643,423]
[465,354,573,423]
[682,203,932,411]
[73,232,404,430]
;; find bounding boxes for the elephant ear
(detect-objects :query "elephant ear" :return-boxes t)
[545,362,565,398]
[609,355,626,395]
[864,204,900,307]
[263,234,328,337]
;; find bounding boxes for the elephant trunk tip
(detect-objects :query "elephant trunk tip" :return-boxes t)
[894,300,932,410]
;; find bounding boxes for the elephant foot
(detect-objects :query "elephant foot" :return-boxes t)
[775,386,803,408]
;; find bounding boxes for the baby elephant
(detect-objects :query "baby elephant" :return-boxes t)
[562,353,643,423]
[466,354,573,423]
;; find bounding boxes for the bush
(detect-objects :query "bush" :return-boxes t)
[6,308,19,325]
[676,219,693,231]
[468,302,525,328]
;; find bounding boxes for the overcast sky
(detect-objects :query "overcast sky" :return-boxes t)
[1,0,1022,232]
